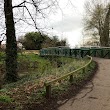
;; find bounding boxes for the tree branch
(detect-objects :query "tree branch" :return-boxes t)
[12,1,26,8]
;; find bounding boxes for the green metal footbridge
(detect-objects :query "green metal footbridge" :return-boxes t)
[40,46,110,58]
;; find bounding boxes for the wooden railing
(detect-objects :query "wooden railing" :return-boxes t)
[44,55,93,98]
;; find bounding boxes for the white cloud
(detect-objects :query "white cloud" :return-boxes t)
[1,0,87,48]
[45,0,87,47]
[51,15,82,32]
[65,28,83,47]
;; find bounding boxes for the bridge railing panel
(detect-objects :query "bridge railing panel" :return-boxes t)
[40,47,110,59]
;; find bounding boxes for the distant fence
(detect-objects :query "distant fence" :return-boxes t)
[44,55,92,98]
[40,47,110,58]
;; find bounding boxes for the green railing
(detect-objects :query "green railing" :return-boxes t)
[44,55,93,98]
[40,47,110,58]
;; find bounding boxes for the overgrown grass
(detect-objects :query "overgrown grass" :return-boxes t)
[51,61,96,97]
[0,95,13,103]
[1,53,88,89]
[0,51,94,110]
[24,61,96,103]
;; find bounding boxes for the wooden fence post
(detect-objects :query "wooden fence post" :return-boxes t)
[46,85,51,99]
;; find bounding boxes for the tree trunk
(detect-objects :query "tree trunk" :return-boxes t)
[100,6,110,47]
[0,41,2,50]
[99,26,104,46]
[4,0,18,82]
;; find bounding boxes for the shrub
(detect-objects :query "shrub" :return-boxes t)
[0,95,13,103]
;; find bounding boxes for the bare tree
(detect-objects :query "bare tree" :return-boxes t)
[4,0,18,82]
[2,0,58,82]
[83,0,110,46]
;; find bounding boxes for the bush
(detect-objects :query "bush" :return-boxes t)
[0,95,13,103]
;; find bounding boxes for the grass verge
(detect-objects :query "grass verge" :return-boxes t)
[0,52,95,110]
[22,61,98,110]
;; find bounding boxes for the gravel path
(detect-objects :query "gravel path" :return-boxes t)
[58,58,110,110]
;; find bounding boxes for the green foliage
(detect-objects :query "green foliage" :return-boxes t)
[20,32,45,50]
[0,52,96,109]
[50,61,96,97]
[0,95,13,103]
[0,52,5,64]
[0,89,6,92]
[42,35,67,48]
[19,32,67,50]
[1,52,89,89]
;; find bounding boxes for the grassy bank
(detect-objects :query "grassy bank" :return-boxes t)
[0,52,95,110]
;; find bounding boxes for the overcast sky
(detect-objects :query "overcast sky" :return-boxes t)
[1,0,87,47]
[45,0,87,47]
[14,0,87,47]
[46,0,87,47]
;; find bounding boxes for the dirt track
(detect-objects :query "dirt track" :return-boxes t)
[58,58,110,110]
